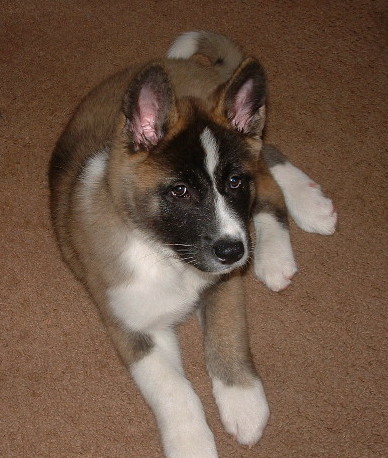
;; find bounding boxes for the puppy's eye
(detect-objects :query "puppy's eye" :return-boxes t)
[229,176,242,189]
[171,184,190,198]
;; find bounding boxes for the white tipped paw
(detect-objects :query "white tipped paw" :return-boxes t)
[255,251,297,292]
[254,213,297,291]
[286,180,337,235]
[212,378,270,446]
[164,426,218,458]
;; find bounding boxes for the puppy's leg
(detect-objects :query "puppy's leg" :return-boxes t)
[254,156,298,291]
[201,274,270,446]
[263,145,338,235]
[106,318,218,458]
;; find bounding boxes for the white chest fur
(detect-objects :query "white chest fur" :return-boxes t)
[107,232,213,332]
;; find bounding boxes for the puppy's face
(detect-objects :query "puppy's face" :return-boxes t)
[120,60,266,274]
[135,116,257,273]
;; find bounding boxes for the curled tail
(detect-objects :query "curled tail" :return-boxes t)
[167,31,244,81]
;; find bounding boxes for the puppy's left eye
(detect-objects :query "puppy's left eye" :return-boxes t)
[229,176,242,189]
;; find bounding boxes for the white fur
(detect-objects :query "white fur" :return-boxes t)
[200,128,248,255]
[78,150,108,207]
[202,127,219,177]
[131,330,218,458]
[212,377,269,446]
[254,212,297,291]
[109,234,217,456]
[108,231,212,332]
[167,31,201,59]
[270,162,337,235]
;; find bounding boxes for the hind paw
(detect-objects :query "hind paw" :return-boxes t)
[271,163,338,235]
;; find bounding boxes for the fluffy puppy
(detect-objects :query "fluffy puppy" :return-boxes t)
[49,31,336,457]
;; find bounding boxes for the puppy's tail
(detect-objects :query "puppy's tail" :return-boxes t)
[167,31,244,81]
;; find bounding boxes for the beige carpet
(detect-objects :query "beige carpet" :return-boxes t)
[1,1,387,456]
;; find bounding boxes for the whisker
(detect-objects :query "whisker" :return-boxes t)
[165,243,194,247]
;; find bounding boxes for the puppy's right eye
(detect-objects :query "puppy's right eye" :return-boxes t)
[171,184,190,198]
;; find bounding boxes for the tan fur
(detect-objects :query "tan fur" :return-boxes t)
[51,59,242,362]
[256,155,287,215]
[201,271,258,386]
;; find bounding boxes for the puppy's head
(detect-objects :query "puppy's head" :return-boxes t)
[116,59,266,274]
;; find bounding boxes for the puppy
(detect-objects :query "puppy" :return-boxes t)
[49,31,336,457]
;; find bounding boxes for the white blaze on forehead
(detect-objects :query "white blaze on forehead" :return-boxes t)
[200,127,219,178]
[200,128,247,245]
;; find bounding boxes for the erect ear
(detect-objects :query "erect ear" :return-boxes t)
[214,57,266,137]
[123,64,176,151]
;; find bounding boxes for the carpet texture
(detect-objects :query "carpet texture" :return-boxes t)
[1,1,387,457]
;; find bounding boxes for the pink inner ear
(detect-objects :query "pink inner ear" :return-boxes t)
[232,78,254,132]
[133,85,160,146]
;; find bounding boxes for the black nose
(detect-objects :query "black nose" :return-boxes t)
[213,239,245,264]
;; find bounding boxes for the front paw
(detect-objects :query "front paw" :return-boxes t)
[254,249,297,292]
[161,406,218,458]
[163,427,218,458]
[254,213,298,292]
[212,378,270,446]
